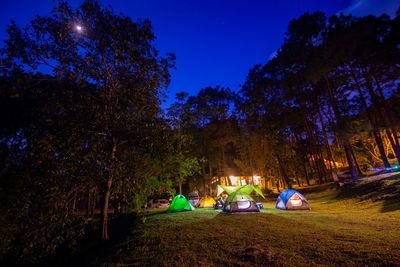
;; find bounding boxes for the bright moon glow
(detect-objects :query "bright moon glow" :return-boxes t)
[76,25,83,31]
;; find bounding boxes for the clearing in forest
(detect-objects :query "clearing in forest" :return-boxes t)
[71,175,400,266]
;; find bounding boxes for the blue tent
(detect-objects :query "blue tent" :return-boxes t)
[276,189,310,210]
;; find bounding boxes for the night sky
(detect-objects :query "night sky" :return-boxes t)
[1,0,399,109]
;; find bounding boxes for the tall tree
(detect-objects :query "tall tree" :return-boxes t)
[2,0,174,240]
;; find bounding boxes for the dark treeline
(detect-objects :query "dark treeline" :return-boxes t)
[0,1,399,264]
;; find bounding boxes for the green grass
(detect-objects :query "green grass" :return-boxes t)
[70,174,400,266]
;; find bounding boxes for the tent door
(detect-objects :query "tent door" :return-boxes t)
[237,200,251,209]
[289,194,303,207]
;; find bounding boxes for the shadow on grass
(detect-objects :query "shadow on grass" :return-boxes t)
[295,183,334,194]
[56,213,142,267]
[333,175,400,213]
[62,209,217,266]
[119,211,284,266]
[381,201,400,212]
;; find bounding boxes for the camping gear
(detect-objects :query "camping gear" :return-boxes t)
[167,194,195,213]
[276,189,311,210]
[223,191,259,213]
[151,199,170,209]
[188,191,200,206]
[196,195,216,208]
[214,200,223,209]
[188,198,199,207]
[256,203,264,209]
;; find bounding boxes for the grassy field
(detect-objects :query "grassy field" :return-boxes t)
[69,174,400,266]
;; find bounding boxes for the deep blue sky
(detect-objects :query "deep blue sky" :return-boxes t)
[1,0,399,109]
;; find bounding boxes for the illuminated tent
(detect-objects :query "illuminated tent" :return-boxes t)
[276,189,311,210]
[217,184,265,199]
[196,195,216,208]
[223,191,259,213]
[167,194,195,213]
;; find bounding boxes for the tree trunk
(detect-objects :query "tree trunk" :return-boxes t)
[100,137,117,240]
[318,107,337,171]
[86,191,91,218]
[220,145,225,177]
[276,153,292,189]
[71,193,77,213]
[371,70,400,157]
[202,162,207,195]
[317,149,328,183]
[101,178,112,240]
[91,195,96,218]
[370,74,400,164]
[324,74,357,178]
[300,101,324,183]
[349,66,391,168]
[344,141,357,178]
[349,144,363,176]
[294,169,301,187]
[308,154,319,183]
[373,130,391,168]
[312,154,324,184]
[306,156,314,183]
[385,129,400,165]
[302,159,311,186]
[373,73,400,163]
[276,181,280,192]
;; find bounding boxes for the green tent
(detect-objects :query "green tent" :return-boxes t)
[167,194,195,213]
[218,184,265,199]
[217,185,238,195]
[236,184,265,199]
[223,191,259,213]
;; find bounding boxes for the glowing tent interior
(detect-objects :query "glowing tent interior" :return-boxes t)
[223,191,259,213]
[276,189,311,210]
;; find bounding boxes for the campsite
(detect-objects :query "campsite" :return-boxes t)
[63,173,400,266]
[1,0,400,265]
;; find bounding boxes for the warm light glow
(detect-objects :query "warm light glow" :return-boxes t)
[229,176,238,185]
[290,199,302,206]
[253,175,260,184]
[76,25,83,32]
[324,159,344,168]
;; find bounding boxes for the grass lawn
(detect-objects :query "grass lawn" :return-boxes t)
[70,174,400,266]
